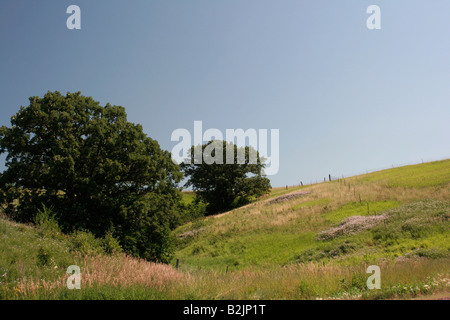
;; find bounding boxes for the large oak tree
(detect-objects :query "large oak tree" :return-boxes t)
[0,91,182,262]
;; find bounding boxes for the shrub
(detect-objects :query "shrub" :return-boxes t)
[70,230,104,256]
[294,241,356,263]
[34,204,61,238]
[101,231,123,255]
[413,248,449,259]
[37,244,57,267]
[179,199,207,225]
[337,273,367,294]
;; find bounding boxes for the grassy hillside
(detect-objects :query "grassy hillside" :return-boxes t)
[173,159,450,270]
[0,214,186,299]
[0,159,449,299]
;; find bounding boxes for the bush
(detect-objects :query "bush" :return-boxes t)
[413,248,449,259]
[101,231,123,255]
[34,204,61,238]
[70,230,104,256]
[36,243,58,268]
[337,273,367,294]
[294,241,356,263]
[116,193,178,263]
[179,199,207,224]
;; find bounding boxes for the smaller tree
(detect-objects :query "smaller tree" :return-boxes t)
[181,140,271,214]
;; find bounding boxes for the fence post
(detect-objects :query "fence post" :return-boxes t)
[176,259,180,271]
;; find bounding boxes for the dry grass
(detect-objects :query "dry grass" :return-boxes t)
[80,254,185,288]
[181,258,450,300]
[14,253,450,299]
[17,253,186,296]
[200,175,450,236]
[317,214,387,240]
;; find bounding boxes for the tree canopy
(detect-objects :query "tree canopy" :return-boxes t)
[0,91,182,262]
[181,140,271,214]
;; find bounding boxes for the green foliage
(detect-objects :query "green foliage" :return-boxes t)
[116,193,179,263]
[0,203,449,300]
[412,248,449,259]
[371,200,450,244]
[0,91,183,262]
[69,229,125,257]
[294,240,356,263]
[179,198,207,224]
[37,244,57,267]
[355,159,450,188]
[181,140,271,214]
[34,204,61,237]
[295,282,318,299]
[323,201,400,224]
[336,273,367,296]
[70,230,104,256]
[101,231,123,255]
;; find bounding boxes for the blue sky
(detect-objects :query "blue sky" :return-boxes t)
[1,0,449,187]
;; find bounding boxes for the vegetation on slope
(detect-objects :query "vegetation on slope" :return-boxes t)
[0,159,449,299]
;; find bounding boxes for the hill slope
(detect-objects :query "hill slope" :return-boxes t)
[1,159,449,300]
[173,159,450,271]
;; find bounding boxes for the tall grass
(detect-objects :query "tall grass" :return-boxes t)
[7,246,449,300]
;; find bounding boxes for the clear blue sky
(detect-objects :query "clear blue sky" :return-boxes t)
[1,0,449,187]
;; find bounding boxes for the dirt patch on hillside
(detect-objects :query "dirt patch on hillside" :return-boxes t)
[177,228,204,239]
[317,214,387,240]
[267,191,311,205]
[211,190,311,219]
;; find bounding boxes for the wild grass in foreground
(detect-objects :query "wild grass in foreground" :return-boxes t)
[3,249,449,300]
[1,210,448,300]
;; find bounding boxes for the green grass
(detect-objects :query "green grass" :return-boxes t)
[263,185,309,200]
[353,159,450,188]
[172,160,450,276]
[291,198,330,210]
[181,191,196,205]
[323,200,400,224]
[300,200,450,266]
[176,230,317,271]
[0,205,448,300]
[0,218,81,299]
[173,199,448,270]
[1,159,449,299]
